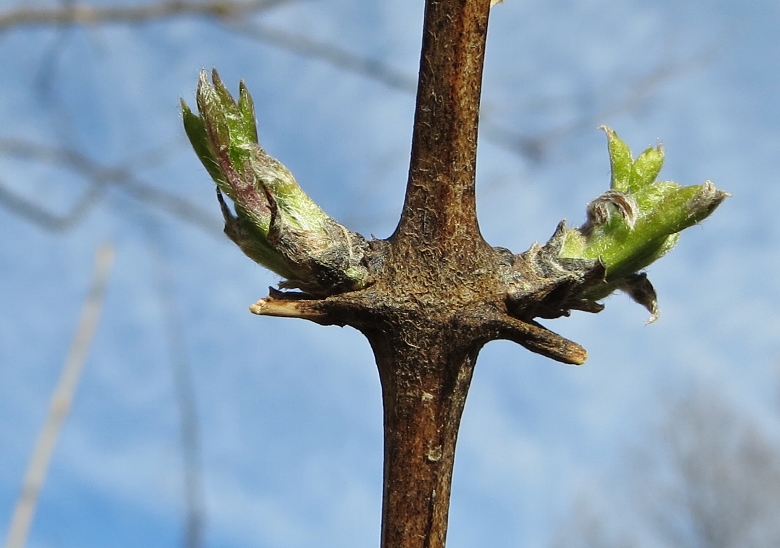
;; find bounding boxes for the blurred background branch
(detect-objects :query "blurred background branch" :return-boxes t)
[0,0,297,30]
[148,222,206,548]
[0,138,222,234]
[551,389,780,548]
[4,243,114,548]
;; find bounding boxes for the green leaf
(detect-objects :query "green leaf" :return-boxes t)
[182,69,372,295]
[602,126,633,192]
[560,127,729,315]
[238,81,259,144]
[628,144,664,193]
[196,71,231,155]
[181,99,225,186]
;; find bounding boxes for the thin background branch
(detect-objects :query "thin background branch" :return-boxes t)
[3,243,114,548]
[0,0,296,30]
[146,221,206,548]
[0,138,223,235]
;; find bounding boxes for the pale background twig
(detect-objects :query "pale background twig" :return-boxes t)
[4,243,114,548]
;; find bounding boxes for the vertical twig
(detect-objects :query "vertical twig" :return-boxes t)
[148,229,205,548]
[393,0,491,256]
[4,243,114,548]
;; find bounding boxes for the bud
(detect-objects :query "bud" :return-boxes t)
[182,70,371,296]
[558,126,729,319]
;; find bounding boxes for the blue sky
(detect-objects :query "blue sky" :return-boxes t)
[1,0,779,547]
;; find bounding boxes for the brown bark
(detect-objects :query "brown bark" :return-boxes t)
[368,326,479,548]
[251,1,602,546]
[393,0,490,256]
[371,3,492,544]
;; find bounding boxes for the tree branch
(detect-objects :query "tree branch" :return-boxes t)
[226,21,418,92]
[0,176,103,232]
[0,0,295,30]
[249,292,331,321]
[4,244,114,548]
[392,0,490,255]
[178,2,728,547]
[0,138,222,235]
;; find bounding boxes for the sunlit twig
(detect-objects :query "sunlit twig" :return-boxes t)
[3,243,115,548]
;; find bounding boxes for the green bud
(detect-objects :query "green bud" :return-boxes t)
[603,126,633,192]
[181,100,224,187]
[182,69,371,296]
[629,143,664,193]
[560,127,729,318]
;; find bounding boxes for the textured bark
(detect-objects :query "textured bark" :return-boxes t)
[393,0,489,256]
[250,1,604,547]
[368,327,479,548]
[371,5,493,544]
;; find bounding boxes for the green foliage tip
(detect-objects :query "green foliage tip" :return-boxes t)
[182,69,371,296]
[559,126,729,320]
